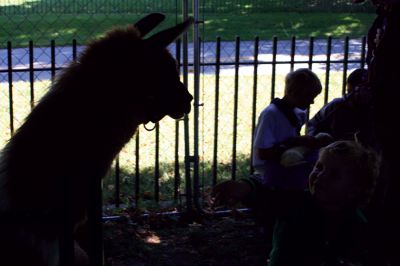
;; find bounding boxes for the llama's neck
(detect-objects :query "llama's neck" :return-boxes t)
[0,93,142,210]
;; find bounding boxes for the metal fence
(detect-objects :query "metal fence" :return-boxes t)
[0,34,367,265]
[0,0,374,15]
[0,35,367,211]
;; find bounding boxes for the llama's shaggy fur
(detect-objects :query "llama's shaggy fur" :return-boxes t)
[0,14,192,265]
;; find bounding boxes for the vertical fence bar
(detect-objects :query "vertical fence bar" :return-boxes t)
[308,36,314,70]
[134,133,140,207]
[72,39,77,61]
[361,36,367,69]
[174,39,181,201]
[250,36,259,174]
[290,36,296,71]
[305,36,315,127]
[324,36,332,105]
[29,41,35,110]
[342,36,349,96]
[51,40,56,81]
[174,120,180,201]
[271,36,277,101]
[114,156,120,207]
[192,1,202,211]
[7,41,14,135]
[231,36,240,180]
[155,123,160,202]
[212,37,221,187]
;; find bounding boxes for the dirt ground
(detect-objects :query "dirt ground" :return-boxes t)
[103,209,271,266]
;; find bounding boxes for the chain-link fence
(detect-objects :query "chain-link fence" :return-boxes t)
[0,0,375,48]
[1,0,374,15]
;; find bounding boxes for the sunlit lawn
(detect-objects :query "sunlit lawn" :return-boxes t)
[0,12,376,47]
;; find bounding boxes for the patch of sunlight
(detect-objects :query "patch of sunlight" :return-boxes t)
[291,22,304,30]
[310,30,321,37]
[342,16,358,22]
[331,25,352,35]
[1,0,39,7]
[145,233,161,244]
[348,22,362,29]
[49,28,77,38]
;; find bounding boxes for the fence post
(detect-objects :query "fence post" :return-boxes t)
[342,36,349,95]
[212,37,221,187]
[174,39,182,201]
[29,41,35,110]
[7,41,14,135]
[250,36,260,174]
[271,36,278,101]
[182,0,193,213]
[192,0,203,212]
[324,36,332,105]
[231,36,240,181]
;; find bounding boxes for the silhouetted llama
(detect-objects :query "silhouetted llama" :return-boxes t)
[0,13,193,266]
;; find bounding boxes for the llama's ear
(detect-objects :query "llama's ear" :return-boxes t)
[145,17,194,48]
[134,13,166,38]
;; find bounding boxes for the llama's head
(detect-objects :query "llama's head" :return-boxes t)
[78,13,193,124]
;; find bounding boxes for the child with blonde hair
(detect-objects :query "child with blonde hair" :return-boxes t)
[213,140,380,265]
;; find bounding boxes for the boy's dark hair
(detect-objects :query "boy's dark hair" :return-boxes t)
[347,68,368,88]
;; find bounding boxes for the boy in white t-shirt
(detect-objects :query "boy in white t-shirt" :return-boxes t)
[253,68,328,189]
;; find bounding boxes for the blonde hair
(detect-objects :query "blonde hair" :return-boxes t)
[321,140,380,206]
[284,68,322,95]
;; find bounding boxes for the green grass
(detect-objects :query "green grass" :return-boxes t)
[0,12,376,47]
[0,0,375,14]
[0,72,346,207]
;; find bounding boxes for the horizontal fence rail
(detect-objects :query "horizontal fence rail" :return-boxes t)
[0,36,367,213]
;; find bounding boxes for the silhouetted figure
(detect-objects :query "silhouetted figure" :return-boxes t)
[307,68,369,141]
[0,13,193,266]
[352,1,400,265]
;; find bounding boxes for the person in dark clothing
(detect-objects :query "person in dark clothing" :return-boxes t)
[212,140,379,266]
[352,1,400,264]
[306,68,369,141]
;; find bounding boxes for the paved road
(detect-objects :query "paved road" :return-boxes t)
[0,38,366,82]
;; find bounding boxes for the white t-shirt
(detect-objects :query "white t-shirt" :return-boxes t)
[252,103,306,175]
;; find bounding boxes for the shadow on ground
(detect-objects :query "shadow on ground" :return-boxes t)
[104,211,270,266]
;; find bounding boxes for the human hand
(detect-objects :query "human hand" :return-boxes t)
[314,132,334,147]
[211,180,252,207]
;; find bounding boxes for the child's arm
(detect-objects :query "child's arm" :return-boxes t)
[257,135,330,163]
